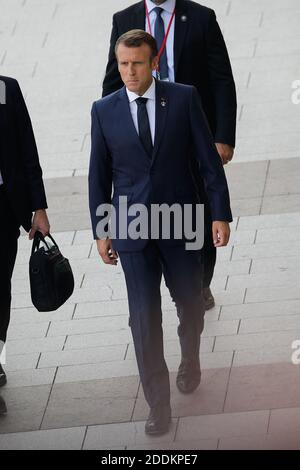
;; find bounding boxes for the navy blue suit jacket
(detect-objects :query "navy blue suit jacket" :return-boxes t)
[89,80,232,251]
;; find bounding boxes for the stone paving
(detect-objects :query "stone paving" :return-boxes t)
[1,0,300,450]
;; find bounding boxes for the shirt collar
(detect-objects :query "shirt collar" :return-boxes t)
[146,0,176,14]
[126,78,156,103]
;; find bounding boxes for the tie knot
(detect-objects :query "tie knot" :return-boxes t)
[154,6,163,17]
[136,97,148,106]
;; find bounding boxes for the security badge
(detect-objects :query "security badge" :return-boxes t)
[161,97,167,108]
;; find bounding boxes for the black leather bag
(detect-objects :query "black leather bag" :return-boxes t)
[29,231,74,312]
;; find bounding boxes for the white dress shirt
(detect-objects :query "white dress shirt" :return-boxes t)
[0,172,3,186]
[145,0,176,83]
[126,78,156,145]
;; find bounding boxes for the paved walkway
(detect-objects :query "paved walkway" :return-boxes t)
[1,0,300,450]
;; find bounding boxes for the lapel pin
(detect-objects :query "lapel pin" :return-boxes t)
[161,97,167,108]
[181,15,187,22]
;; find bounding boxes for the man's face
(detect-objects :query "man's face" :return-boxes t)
[117,43,158,95]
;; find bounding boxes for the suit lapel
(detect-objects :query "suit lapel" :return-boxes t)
[152,80,169,165]
[0,101,8,173]
[174,0,188,77]
[117,87,150,160]
[133,1,146,30]
[117,82,169,164]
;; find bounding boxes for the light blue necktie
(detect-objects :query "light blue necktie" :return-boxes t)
[154,7,169,80]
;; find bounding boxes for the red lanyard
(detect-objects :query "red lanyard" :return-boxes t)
[145,0,176,66]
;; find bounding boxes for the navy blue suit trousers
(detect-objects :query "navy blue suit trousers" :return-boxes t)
[119,241,204,408]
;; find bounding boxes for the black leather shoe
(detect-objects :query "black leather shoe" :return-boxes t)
[176,359,201,394]
[145,404,171,436]
[0,364,7,387]
[203,287,215,310]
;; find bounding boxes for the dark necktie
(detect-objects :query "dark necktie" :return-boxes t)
[136,97,153,158]
[154,7,169,80]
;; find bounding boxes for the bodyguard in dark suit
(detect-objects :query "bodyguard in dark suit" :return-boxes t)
[102,0,237,309]
[89,31,232,435]
[0,76,49,387]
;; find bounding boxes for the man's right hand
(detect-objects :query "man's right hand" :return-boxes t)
[96,238,118,265]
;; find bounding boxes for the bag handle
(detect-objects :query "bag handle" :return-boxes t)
[31,231,58,255]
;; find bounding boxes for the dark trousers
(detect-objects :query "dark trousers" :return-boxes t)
[160,204,215,290]
[119,241,205,409]
[202,202,216,288]
[0,186,20,343]
[189,156,217,289]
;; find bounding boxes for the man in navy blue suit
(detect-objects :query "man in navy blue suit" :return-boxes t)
[89,30,232,435]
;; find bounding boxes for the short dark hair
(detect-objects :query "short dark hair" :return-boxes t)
[115,29,158,60]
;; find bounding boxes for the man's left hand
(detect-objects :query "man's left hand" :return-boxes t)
[215,143,234,165]
[212,221,230,247]
[29,209,50,240]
